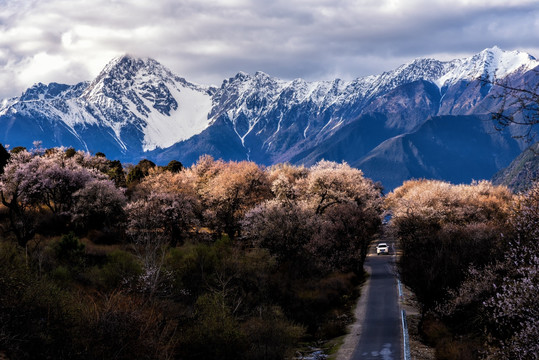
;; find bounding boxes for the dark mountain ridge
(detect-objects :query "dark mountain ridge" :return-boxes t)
[492,141,539,192]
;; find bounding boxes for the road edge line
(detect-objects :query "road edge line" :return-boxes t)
[399,279,411,360]
[401,309,411,360]
[335,265,372,360]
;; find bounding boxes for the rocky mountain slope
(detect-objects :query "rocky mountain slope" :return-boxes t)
[492,141,539,192]
[0,56,215,157]
[1,46,537,189]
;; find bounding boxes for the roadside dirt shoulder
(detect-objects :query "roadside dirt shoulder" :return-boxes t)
[401,286,436,360]
[334,265,371,360]
[334,258,435,360]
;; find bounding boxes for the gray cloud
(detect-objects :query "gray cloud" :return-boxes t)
[0,0,538,99]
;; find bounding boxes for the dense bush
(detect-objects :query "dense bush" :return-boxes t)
[54,232,86,269]
[0,143,9,173]
[387,179,512,310]
[387,179,539,359]
[0,148,125,246]
[88,249,143,291]
[0,150,384,359]
[8,146,537,359]
[15,146,538,359]
[481,182,539,359]
[243,161,382,276]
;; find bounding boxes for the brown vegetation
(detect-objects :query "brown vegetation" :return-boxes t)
[0,145,383,359]
[387,179,539,359]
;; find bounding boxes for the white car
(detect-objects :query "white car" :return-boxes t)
[376,243,389,255]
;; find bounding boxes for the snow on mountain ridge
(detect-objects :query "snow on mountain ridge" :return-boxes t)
[435,46,538,88]
[1,47,536,156]
[0,54,216,153]
[139,81,213,151]
[66,55,215,151]
[187,46,538,151]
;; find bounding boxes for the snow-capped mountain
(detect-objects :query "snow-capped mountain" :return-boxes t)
[1,47,537,189]
[435,46,537,88]
[0,55,215,156]
[151,47,537,168]
[80,56,215,151]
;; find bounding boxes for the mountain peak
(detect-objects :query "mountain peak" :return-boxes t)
[81,54,179,102]
[479,45,535,60]
[433,46,538,88]
[234,71,250,79]
[481,45,503,54]
[254,71,270,78]
[99,54,165,79]
[476,46,536,70]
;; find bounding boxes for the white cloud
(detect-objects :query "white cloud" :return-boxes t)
[0,0,538,99]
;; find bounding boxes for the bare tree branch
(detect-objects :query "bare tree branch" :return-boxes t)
[479,68,539,142]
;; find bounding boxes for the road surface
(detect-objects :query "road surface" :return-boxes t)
[351,253,402,360]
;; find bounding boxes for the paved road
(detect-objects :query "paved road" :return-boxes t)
[351,253,402,360]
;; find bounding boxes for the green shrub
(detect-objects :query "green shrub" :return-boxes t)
[0,250,78,359]
[93,250,142,290]
[126,159,156,185]
[0,142,9,173]
[164,159,184,173]
[166,243,218,301]
[51,265,73,284]
[76,291,177,360]
[180,293,243,360]
[9,146,26,154]
[54,233,86,268]
[0,241,29,303]
[241,306,305,360]
[64,147,76,158]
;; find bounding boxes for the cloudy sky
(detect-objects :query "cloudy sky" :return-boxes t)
[1,0,538,99]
